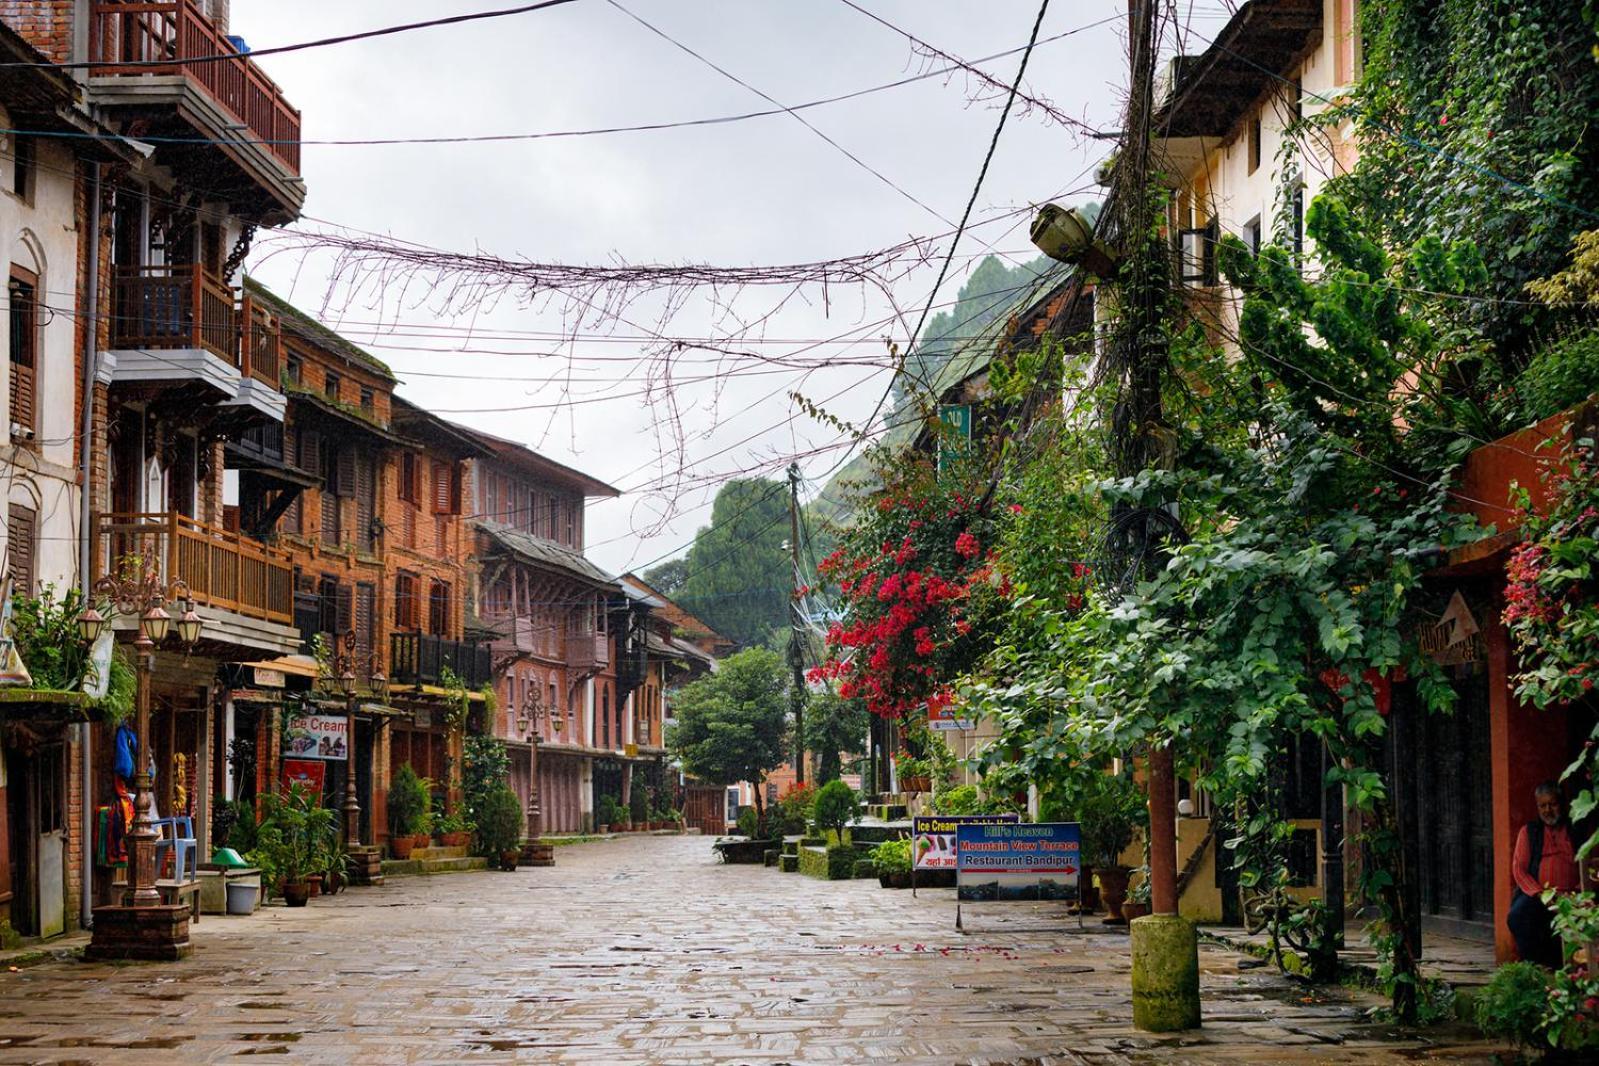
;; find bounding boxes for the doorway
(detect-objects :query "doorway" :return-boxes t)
[3,737,67,938]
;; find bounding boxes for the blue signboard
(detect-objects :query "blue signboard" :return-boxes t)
[955,822,1081,903]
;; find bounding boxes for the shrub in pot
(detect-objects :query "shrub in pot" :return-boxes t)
[629,788,649,830]
[388,764,429,858]
[249,782,335,907]
[435,810,472,848]
[1474,962,1553,1053]
[871,838,913,888]
[476,785,525,870]
[598,795,624,834]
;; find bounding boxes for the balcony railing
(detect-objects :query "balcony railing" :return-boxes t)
[566,622,610,673]
[90,1,302,174]
[390,633,492,690]
[93,511,294,626]
[238,293,281,387]
[111,264,236,363]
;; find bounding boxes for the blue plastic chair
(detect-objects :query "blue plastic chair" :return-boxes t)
[154,816,197,883]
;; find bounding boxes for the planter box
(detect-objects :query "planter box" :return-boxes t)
[713,838,780,864]
[779,854,799,873]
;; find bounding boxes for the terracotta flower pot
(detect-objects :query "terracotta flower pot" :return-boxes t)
[1122,901,1150,921]
[1097,866,1131,922]
[900,776,931,794]
[499,849,520,872]
[596,824,610,835]
[413,832,431,850]
[306,874,323,898]
[281,880,311,907]
[391,835,415,860]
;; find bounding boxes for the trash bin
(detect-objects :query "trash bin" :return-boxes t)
[226,880,260,915]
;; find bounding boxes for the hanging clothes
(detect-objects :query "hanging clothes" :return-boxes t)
[114,723,137,784]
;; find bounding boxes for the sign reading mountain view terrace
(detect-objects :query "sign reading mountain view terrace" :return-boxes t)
[955,822,1081,902]
[913,814,1020,871]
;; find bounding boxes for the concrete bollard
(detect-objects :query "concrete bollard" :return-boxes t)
[1130,913,1201,1032]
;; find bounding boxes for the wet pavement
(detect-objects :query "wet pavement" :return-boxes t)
[0,835,1505,1064]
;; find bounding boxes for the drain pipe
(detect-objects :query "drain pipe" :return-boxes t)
[78,162,101,931]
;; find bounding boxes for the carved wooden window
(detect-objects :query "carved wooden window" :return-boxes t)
[8,266,37,439]
[6,501,35,596]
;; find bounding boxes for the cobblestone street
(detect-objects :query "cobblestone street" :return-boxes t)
[0,836,1503,1064]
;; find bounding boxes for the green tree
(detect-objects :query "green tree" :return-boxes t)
[803,689,869,784]
[640,556,689,596]
[671,479,791,647]
[666,647,790,831]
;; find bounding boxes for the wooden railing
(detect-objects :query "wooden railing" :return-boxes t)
[565,623,610,673]
[111,264,237,363]
[90,0,302,173]
[238,293,281,386]
[93,512,294,626]
[390,633,493,689]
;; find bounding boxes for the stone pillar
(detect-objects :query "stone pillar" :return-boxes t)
[1131,914,1201,1032]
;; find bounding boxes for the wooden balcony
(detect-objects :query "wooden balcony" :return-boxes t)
[238,293,282,387]
[90,1,302,175]
[390,633,493,690]
[93,512,294,626]
[566,622,610,674]
[111,264,237,363]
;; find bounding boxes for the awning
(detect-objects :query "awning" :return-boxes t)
[0,688,94,723]
[240,655,321,680]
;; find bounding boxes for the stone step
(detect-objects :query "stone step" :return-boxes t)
[409,845,469,861]
[380,856,489,877]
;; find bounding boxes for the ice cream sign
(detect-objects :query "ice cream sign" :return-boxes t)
[911,814,1020,871]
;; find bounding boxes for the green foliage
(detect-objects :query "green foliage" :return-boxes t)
[870,838,912,875]
[474,785,525,858]
[1040,767,1147,871]
[932,784,980,816]
[224,798,257,855]
[810,779,858,840]
[768,783,814,837]
[735,806,759,838]
[852,858,877,879]
[1474,962,1554,1050]
[249,783,336,890]
[667,647,790,818]
[1502,328,1599,427]
[803,689,869,784]
[641,556,689,596]
[461,734,509,832]
[388,764,430,838]
[824,844,862,880]
[665,479,792,647]
[1543,890,1599,1049]
[10,584,90,691]
[1331,0,1599,354]
[629,787,649,825]
[100,649,136,727]
[597,794,624,828]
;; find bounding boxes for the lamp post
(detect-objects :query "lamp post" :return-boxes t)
[80,568,202,908]
[323,630,387,848]
[516,691,542,845]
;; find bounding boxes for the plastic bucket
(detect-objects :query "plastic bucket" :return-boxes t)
[225,881,259,915]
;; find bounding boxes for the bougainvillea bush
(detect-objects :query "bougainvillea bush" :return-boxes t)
[813,454,1011,720]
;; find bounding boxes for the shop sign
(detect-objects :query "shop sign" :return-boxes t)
[955,822,1080,902]
[912,814,1019,871]
[281,758,326,794]
[928,702,974,731]
[285,714,349,761]
[1421,590,1486,666]
[252,666,286,689]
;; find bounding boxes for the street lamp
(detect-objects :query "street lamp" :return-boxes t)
[323,630,385,848]
[518,689,543,848]
[82,568,201,909]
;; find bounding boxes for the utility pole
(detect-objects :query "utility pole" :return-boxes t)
[787,462,807,784]
[1116,0,1200,1034]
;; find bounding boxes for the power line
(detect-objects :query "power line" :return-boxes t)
[1,0,589,71]
[0,24,1107,150]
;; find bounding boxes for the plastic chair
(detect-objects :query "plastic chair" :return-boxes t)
[154,816,197,884]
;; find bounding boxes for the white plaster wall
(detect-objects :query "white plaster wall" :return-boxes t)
[0,127,85,594]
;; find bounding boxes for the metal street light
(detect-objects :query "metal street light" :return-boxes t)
[81,569,200,909]
[324,630,382,848]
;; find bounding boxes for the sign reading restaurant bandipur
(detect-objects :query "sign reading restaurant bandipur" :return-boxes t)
[912,814,1019,871]
[955,822,1081,902]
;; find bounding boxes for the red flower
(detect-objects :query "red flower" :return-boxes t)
[955,532,980,559]
[1008,503,1024,514]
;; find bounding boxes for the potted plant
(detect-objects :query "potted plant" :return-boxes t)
[811,780,859,846]
[435,810,472,848]
[249,783,334,907]
[475,785,524,871]
[598,795,625,833]
[630,788,649,832]
[1122,870,1152,921]
[1074,770,1146,923]
[871,838,913,888]
[895,749,932,794]
[388,764,428,859]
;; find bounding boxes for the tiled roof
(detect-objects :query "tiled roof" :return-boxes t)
[242,277,396,381]
[477,520,619,588]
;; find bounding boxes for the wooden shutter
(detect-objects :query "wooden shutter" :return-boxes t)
[6,503,35,596]
[431,461,451,515]
[355,452,376,549]
[8,270,36,437]
[428,579,449,636]
[317,575,340,636]
[335,445,357,499]
[335,582,353,636]
[394,571,416,630]
[355,582,375,654]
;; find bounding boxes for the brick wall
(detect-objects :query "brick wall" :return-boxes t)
[65,730,82,931]
[0,2,75,63]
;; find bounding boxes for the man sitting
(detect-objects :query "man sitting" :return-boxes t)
[1506,781,1580,968]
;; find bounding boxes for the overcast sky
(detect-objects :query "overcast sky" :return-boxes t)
[235,0,1231,573]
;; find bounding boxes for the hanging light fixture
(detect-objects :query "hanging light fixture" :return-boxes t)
[370,668,389,703]
[139,604,171,643]
[176,600,204,646]
[77,605,108,643]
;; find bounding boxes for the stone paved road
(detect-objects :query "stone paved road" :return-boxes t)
[0,836,1504,1064]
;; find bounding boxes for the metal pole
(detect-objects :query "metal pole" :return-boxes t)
[129,638,159,907]
[344,690,361,847]
[1148,743,1178,914]
[527,732,542,841]
[1321,741,1345,944]
[787,462,806,783]
[78,163,102,930]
